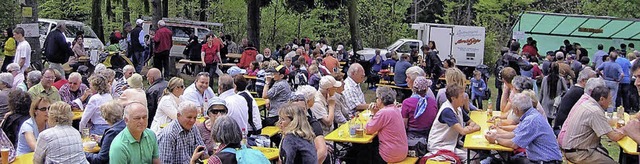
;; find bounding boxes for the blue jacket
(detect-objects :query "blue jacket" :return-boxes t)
[85,120,126,164]
[471,78,486,96]
[44,29,73,63]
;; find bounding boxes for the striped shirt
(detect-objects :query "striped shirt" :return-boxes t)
[560,94,613,149]
[512,108,562,161]
[343,77,365,113]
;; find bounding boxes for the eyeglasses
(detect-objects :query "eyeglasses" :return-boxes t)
[175,85,184,89]
[43,76,55,80]
[36,107,48,111]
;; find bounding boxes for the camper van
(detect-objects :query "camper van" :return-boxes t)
[37,18,105,51]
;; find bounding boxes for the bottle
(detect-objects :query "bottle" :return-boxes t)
[617,106,625,119]
[241,128,247,146]
[349,116,357,137]
[487,99,493,118]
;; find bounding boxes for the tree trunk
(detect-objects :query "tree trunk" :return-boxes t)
[106,0,115,22]
[162,0,168,17]
[297,14,302,40]
[23,0,42,70]
[92,0,104,43]
[143,0,150,14]
[152,0,162,30]
[199,0,206,21]
[270,0,278,44]
[123,0,130,23]
[247,0,261,50]
[347,0,362,51]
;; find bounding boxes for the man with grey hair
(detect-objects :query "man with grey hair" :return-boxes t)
[109,102,160,163]
[128,19,147,73]
[26,70,41,90]
[12,27,30,73]
[158,101,208,163]
[560,85,626,163]
[28,68,61,101]
[485,93,563,163]
[343,63,369,114]
[44,21,73,76]
[112,65,136,98]
[6,63,25,91]
[0,73,13,123]
[59,72,91,110]
[217,74,250,132]
[554,69,597,131]
[145,68,168,126]
[151,20,173,78]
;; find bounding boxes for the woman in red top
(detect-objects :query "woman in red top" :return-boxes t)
[237,42,257,69]
[201,34,222,86]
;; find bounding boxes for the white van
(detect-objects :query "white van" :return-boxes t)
[37,18,105,50]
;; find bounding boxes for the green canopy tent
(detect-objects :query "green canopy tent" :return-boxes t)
[513,11,640,59]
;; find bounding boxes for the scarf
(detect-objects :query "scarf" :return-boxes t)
[412,93,428,119]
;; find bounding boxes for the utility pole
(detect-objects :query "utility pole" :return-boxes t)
[21,0,41,70]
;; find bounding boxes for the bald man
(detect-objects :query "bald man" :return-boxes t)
[146,68,168,126]
[109,102,161,164]
[343,63,369,114]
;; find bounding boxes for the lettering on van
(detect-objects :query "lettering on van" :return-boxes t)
[455,38,481,45]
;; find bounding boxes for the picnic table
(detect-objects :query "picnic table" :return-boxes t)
[260,126,280,137]
[73,111,83,120]
[463,111,513,164]
[226,53,242,59]
[616,112,637,163]
[325,111,375,144]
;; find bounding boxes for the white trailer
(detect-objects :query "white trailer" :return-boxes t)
[411,23,486,67]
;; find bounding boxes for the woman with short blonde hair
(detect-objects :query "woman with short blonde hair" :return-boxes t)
[86,100,125,163]
[436,68,473,108]
[80,74,114,135]
[33,101,88,163]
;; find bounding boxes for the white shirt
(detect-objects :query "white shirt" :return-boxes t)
[150,93,181,134]
[13,73,25,90]
[224,93,249,132]
[181,84,216,114]
[239,90,262,131]
[14,40,31,73]
[80,93,113,130]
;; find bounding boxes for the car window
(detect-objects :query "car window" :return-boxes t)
[38,22,50,35]
[197,28,209,40]
[170,26,193,38]
[397,41,419,53]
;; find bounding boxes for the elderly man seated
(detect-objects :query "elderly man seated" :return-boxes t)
[111,65,135,98]
[484,93,562,163]
[28,68,61,101]
[59,72,91,110]
[158,101,209,163]
[559,78,626,163]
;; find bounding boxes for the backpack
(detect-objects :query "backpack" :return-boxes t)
[293,70,308,86]
[220,145,270,164]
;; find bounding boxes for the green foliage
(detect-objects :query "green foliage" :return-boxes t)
[39,0,91,22]
[0,0,19,30]
[582,0,640,19]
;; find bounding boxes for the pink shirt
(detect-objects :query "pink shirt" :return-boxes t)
[366,105,408,163]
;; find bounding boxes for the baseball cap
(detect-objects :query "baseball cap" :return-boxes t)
[267,65,287,75]
[136,19,144,25]
[226,66,247,76]
[337,45,344,51]
[546,51,555,56]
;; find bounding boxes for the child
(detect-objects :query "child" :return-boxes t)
[470,70,486,109]
[278,103,317,164]
[307,65,321,89]
[247,61,260,76]
[255,61,269,97]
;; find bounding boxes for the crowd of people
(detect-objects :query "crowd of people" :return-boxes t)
[3,18,640,164]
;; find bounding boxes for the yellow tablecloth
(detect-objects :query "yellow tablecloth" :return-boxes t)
[616,112,638,155]
[73,111,83,120]
[463,111,513,152]
[12,152,33,164]
[325,116,375,144]
[260,126,280,137]
[255,98,266,107]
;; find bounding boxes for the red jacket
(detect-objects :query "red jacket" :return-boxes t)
[238,47,257,69]
[153,27,173,53]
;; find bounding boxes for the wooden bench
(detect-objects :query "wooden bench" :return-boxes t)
[227,53,242,59]
[425,159,450,164]
[260,126,280,137]
[389,157,418,164]
[379,79,395,85]
[178,59,204,75]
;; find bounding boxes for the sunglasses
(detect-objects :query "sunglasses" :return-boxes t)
[36,107,48,111]
[175,85,184,89]
[208,109,227,115]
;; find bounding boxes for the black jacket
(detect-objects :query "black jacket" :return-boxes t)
[44,29,73,63]
[129,26,145,52]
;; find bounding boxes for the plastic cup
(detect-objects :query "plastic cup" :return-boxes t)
[1,147,9,164]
